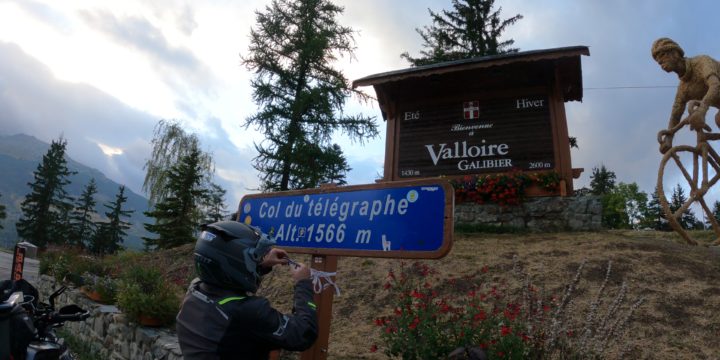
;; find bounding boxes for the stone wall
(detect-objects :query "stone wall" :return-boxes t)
[36,275,182,360]
[454,195,602,231]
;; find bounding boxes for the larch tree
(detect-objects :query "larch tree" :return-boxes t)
[401,0,523,66]
[243,0,377,191]
[16,138,76,248]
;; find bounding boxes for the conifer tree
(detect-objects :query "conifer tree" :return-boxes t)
[243,0,377,191]
[710,200,720,229]
[0,192,6,230]
[16,138,76,248]
[643,188,668,230]
[670,184,696,229]
[144,147,207,249]
[143,120,214,205]
[70,179,98,248]
[401,0,523,66]
[202,183,228,224]
[54,201,74,245]
[589,164,616,196]
[92,185,133,256]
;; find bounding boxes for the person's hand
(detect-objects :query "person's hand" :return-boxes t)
[688,111,708,132]
[658,132,673,154]
[659,135,673,154]
[290,263,311,282]
[260,248,289,268]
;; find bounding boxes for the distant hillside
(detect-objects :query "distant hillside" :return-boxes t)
[0,134,151,249]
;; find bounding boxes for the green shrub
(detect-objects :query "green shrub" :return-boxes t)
[40,248,106,285]
[102,250,144,277]
[116,266,180,326]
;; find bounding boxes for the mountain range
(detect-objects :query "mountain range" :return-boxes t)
[0,133,151,249]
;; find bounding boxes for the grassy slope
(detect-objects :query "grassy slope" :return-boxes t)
[162,230,720,359]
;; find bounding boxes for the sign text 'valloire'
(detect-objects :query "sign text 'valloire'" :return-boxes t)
[425,140,512,171]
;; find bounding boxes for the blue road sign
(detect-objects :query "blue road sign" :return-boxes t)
[238,181,453,259]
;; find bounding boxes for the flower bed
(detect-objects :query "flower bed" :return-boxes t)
[451,171,561,206]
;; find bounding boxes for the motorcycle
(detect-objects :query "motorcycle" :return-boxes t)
[1,279,90,360]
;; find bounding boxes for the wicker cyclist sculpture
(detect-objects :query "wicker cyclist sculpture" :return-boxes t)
[653,37,720,245]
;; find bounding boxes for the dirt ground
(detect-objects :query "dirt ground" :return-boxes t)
[252,230,720,360]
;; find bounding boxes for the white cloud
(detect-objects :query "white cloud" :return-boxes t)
[3,0,720,214]
[97,142,123,156]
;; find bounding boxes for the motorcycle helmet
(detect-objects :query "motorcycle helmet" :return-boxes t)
[194,221,275,293]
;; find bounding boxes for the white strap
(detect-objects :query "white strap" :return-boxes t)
[310,269,340,296]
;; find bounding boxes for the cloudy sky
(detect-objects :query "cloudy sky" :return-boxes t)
[1,0,718,213]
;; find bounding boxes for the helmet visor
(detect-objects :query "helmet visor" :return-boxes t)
[248,231,276,262]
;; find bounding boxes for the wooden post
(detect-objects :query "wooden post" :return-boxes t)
[300,254,338,360]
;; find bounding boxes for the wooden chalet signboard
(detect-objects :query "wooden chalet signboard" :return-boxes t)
[353,46,590,195]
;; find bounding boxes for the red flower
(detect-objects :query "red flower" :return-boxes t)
[410,290,424,299]
[481,265,489,273]
[370,344,378,353]
[473,310,487,322]
[467,290,476,297]
[439,303,450,313]
[504,304,520,321]
[420,264,430,276]
[374,318,383,326]
[383,282,392,289]
[501,325,511,336]
[408,317,420,330]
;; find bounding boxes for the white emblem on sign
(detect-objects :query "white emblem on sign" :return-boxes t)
[381,234,391,251]
[406,190,419,203]
[463,101,480,119]
[243,203,251,213]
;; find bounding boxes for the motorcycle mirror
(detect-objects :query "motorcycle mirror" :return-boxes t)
[48,286,66,309]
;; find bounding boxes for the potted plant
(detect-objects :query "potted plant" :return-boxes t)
[116,266,180,327]
[82,273,117,304]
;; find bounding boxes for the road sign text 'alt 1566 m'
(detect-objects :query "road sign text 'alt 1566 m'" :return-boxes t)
[238,180,454,259]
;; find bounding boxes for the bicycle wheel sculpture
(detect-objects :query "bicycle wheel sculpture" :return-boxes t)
[657,110,720,245]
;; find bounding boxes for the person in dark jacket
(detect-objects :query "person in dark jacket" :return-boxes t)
[176,221,318,359]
